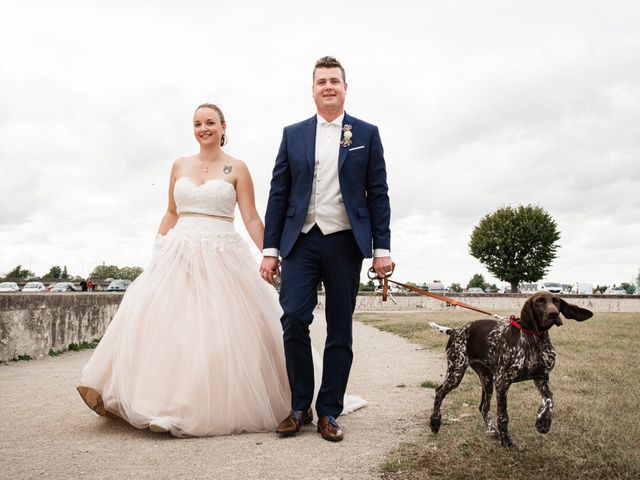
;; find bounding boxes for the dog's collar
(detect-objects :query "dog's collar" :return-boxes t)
[509,316,549,336]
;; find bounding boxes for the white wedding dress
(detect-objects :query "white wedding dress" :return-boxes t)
[77,177,365,437]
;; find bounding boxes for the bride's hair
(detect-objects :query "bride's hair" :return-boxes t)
[195,103,227,146]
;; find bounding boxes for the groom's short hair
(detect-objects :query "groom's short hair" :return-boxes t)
[313,56,346,83]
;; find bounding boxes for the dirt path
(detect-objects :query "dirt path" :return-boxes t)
[0,313,445,480]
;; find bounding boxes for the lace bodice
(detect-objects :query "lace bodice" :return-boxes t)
[174,177,236,219]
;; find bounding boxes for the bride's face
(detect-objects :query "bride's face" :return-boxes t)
[193,108,225,147]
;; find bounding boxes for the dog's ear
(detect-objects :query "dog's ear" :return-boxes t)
[519,296,538,328]
[559,298,593,321]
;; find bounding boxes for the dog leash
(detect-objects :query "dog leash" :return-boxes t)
[367,266,508,321]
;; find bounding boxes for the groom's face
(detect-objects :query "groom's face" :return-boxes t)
[312,67,347,113]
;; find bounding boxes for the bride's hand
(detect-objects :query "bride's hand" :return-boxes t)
[259,256,280,285]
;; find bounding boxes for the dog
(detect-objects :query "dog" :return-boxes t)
[428,291,593,447]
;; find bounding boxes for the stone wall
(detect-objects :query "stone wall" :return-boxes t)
[2,292,638,362]
[0,293,122,362]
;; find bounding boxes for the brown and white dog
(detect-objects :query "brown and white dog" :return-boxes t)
[428,291,593,447]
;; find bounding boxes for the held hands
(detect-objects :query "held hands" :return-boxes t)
[259,256,281,285]
[372,256,394,279]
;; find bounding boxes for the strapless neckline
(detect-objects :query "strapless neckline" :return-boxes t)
[176,176,235,190]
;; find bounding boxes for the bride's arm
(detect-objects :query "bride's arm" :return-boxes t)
[235,160,265,251]
[157,161,180,236]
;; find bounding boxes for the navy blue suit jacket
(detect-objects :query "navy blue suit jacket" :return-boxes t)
[264,113,391,259]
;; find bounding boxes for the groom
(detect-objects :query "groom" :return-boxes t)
[260,56,393,442]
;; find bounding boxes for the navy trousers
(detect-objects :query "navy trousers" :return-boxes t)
[279,226,363,418]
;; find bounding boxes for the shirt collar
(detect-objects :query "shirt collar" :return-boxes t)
[317,112,344,127]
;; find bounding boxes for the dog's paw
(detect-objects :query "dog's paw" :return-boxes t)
[500,434,517,448]
[535,414,552,434]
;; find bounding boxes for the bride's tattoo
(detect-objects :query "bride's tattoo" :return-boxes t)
[223,165,232,174]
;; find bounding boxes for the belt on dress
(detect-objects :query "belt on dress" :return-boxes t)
[179,212,233,222]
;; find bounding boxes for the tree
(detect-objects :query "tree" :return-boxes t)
[87,264,144,281]
[88,265,121,280]
[62,266,69,279]
[595,285,608,294]
[620,282,636,295]
[4,265,35,280]
[45,266,63,279]
[469,205,560,294]
[467,273,488,290]
[449,283,463,293]
[118,267,144,281]
[359,281,376,292]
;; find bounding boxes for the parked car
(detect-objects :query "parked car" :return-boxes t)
[604,287,627,295]
[540,282,563,294]
[22,281,47,292]
[467,287,485,294]
[0,281,20,292]
[571,282,594,295]
[107,279,131,292]
[426,282,445,293]
[51,282,80,292]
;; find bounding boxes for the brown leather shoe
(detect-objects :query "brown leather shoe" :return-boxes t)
[276,409,313,436]
[317,415,344,442]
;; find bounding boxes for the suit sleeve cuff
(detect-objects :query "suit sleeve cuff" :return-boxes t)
[262,248,280,257]
[373,248,391,258]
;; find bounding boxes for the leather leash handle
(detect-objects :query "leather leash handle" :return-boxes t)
[367,263,396,302]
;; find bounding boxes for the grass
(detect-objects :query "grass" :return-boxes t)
[355,310,640,480]
[7,340,101,362]
[67,340,100,351]
[12,354,33,361]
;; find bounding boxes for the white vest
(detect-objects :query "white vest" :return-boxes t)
[302,113,350,234]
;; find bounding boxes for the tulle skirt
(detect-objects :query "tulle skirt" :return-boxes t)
[78,216,293,436]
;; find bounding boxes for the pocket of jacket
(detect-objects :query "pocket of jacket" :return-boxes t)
[357,207,369,217]
[286,207,296,217]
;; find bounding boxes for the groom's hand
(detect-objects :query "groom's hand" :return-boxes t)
[372,256,394,279]
[260,256,280,285]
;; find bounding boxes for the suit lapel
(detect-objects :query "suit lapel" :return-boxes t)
[338,112,352,171]
[303,115,317,173]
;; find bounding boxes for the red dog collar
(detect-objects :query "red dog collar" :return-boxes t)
[510,316,548,336]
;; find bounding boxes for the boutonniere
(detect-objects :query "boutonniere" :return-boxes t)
[341,124,353,147]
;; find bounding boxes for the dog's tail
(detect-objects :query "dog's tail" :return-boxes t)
[429,322,453,335]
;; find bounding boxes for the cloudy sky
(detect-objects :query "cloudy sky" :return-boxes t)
[1,1,639,288]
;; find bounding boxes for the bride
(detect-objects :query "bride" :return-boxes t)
[77,103,364,437]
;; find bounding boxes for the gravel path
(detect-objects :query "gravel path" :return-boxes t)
[0,312,445,480]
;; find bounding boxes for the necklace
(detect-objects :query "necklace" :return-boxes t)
[202,158,216,173]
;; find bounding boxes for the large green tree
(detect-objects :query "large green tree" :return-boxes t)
[469,205,560,294]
